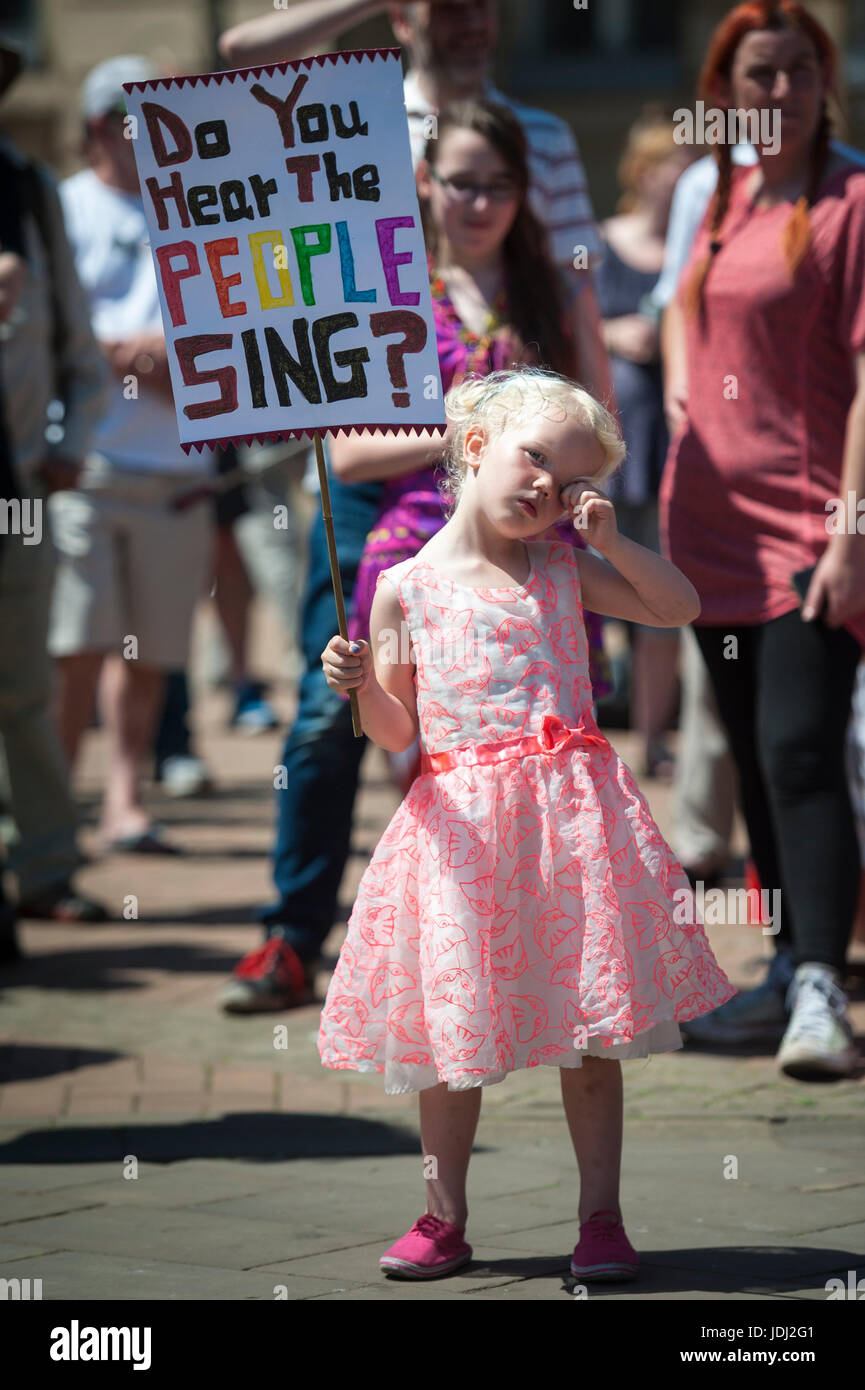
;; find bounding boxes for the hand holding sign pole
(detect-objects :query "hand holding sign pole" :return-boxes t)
[314,432,362,734]
[123,50,444,739]
[315,308,427,737]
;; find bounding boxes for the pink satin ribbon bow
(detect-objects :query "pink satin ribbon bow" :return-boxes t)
[420,712,609,776]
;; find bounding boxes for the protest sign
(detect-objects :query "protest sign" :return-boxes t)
[123,50,445,452]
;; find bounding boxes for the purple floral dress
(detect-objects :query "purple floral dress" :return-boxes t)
[347,269,610,698]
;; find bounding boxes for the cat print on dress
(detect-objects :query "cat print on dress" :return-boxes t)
[318,540,736,1094]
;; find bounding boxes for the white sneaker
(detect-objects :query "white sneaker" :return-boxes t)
[776,964,858,1079]
[157,756,214,798]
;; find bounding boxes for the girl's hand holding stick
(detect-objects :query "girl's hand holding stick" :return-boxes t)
[321,636,374,696]
[321,576,419,753]
[321,630,418,753]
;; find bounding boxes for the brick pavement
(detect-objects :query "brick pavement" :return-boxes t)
[0,642,863,1300]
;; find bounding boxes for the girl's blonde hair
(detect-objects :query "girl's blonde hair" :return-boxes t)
[439,367,625,516]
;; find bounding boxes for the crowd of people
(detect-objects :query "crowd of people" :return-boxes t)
[1,0,864,1108]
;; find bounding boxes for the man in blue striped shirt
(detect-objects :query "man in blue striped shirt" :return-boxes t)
[221,0,602,271]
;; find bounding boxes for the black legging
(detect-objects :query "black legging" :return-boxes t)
[694,609,861,974]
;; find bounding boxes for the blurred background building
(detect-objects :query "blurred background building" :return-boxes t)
[2,0,864,215]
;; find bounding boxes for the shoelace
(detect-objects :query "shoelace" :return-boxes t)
[786,976,846,1041]
[235,937,295,979]
[581,1213,622,1242]
[415,1213,456,1237]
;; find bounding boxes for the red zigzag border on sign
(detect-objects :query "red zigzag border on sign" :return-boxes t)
[180,422,447,454]
[121,48,402,95]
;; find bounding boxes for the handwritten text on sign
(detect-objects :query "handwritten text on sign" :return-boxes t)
[123,50,444,449]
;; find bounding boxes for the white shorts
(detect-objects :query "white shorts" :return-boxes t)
[47,456,213,670]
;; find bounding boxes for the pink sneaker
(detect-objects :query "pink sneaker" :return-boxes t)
[570,1209,638,1282]
[379,1213,473,1279]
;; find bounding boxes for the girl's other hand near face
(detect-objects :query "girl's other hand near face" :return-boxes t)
[321,636,374,695]
[561,479,619,556]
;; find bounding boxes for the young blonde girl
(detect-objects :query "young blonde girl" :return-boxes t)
[319,367,735,1283]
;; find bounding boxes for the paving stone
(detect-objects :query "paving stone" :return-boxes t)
[0,1191,105,1224]
[1,675,862,1300]
[202,1094,278,1116]
[303,1279,485,1300]
[187,1190,406,1237]
[0,1162,121,1191]
[65,1093,135,1118]
[0,1084,69,1118]
[485,1280,786,1301]
[274,1080,349,1115]
[0,1249,344,1300]
[0,1204,315,1271]
[130,1094,209,1117]
[0,1239,70,1261]
[2,1158,321,1213]
[135,1059,208,1090]
[210,1067,277,1094]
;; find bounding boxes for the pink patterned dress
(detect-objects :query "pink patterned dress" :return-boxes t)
[318,540,736,1094]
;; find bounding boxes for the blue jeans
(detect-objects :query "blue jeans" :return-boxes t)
[259,465,383,962]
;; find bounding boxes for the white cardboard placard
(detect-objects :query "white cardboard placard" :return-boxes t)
[123,49,445,451]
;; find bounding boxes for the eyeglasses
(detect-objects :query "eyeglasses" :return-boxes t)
[429,171,520,203]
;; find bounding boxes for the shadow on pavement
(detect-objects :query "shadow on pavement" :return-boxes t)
[0,1043,126,1084]
[0,943,247,990]
[0,1113,443,1163]
[448,1246,863,1297]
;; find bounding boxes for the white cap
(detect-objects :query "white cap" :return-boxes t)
[81,55,157,121]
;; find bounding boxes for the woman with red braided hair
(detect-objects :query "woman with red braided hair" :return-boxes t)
[659,1,865,1078]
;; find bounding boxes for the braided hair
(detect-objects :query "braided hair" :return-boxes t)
[683,1,838,320]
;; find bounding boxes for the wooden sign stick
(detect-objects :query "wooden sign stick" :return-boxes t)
[314,433,363,738]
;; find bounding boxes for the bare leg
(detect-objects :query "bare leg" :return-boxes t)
[98,655,164,841]
[560,1058,624,1223]
[671,625,736,875]
[632,629,680,777]
[56,652,104,767]
[418,1082,483,1230]
[213,524,253,683]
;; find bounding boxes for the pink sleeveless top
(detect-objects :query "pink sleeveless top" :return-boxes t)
[660,165,865,648]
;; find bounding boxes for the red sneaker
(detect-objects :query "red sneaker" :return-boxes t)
[379,1213,473,1279]
[220,938,315,1014]
[570,1209,638,1282]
